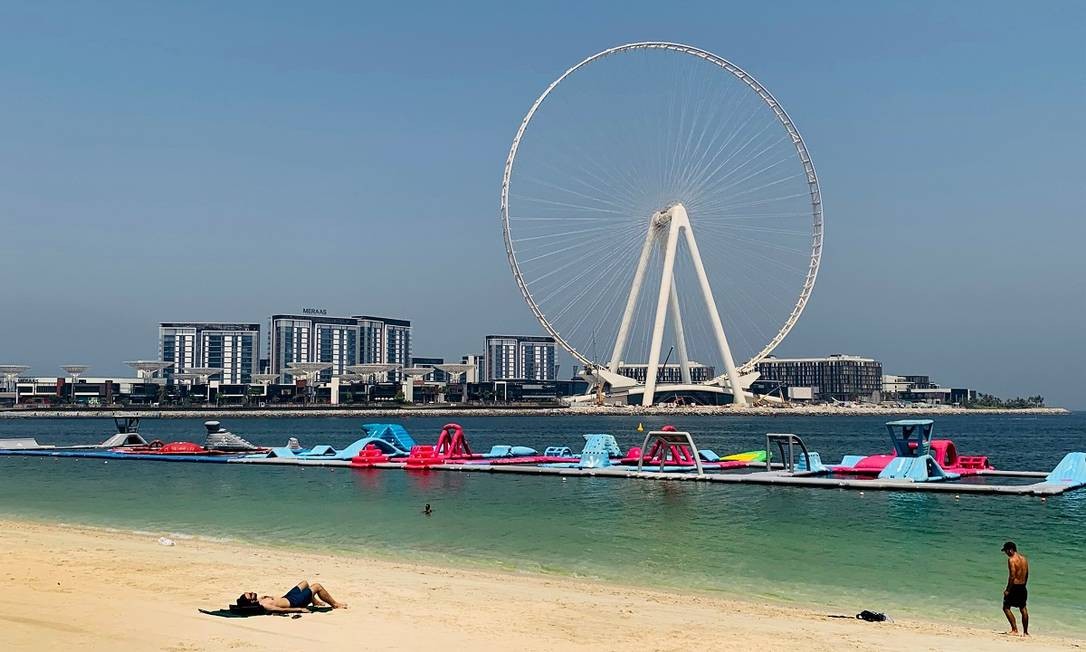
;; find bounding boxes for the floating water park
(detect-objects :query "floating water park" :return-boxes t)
[1,417,1084,496]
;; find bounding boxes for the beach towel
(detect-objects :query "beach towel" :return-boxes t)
[199,606,277,618]
[198,605,331,619]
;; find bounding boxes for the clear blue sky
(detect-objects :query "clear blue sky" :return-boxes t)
[0,1,1083,407]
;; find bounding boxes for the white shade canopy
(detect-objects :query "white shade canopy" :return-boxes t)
[125,360,172,375]
[171,372,205,382]
[346,364,399,375]
[286,362,333,379]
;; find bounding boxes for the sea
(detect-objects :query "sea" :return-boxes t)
[1,413,1083,633]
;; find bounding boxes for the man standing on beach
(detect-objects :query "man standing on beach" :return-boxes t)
[1001,541,1029,636]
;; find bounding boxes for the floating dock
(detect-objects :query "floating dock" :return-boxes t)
[4,445,1083,496]
[3,422,1085,497]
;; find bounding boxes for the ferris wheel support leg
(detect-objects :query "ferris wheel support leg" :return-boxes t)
[680,219,747,407]
[609,224,657,373]
[668,277,692,385]
[642,221,681,407]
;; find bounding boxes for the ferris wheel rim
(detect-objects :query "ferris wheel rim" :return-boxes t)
[500,41,824,374]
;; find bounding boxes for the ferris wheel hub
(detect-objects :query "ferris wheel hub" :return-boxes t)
[651,202,685,228]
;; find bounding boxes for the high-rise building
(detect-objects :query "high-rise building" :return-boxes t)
[269,314,361,382]
[484,335,556,381]
[159,322,260,384]
[353,315,412,381]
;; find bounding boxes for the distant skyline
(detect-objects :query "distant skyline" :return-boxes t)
[1,2,1083,407]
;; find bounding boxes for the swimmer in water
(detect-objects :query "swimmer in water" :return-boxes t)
[423,503,432,516]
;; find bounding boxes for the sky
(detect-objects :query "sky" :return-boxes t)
[0,1,1083,407]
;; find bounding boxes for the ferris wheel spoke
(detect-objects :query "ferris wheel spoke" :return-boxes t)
[698,226,809,259]
[516,173,641,214]
[684,122,783,201]
[672,78,716,196]
[686,195,808,216]
[667,64,708,195]
[680,102,766,201]
[513,195,629,215]
[532,230,646,304]
[512,172,638,214]
[679,85,755,194]
[550,238,648,334]
[513,224,625,243]
[704,149,796,200]
[686,231,792,293]
[521,225,645,288]
[546,128,652,212]
[709,172,807,206]
[710,223,809,236]
[704,192,811,213]
[704,235,807,275]
[513,216,632,222]
[689,211,810,221]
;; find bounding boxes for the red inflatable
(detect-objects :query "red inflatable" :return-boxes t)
[434,423,475,459]
[835,439,992,476]
[116,441,214,455]
[404,445,444,468]
[350,443,391,467]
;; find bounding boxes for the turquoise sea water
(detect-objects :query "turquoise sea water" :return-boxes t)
[1,414,1083,633]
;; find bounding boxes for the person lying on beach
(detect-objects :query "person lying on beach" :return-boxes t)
[237,580,348,613]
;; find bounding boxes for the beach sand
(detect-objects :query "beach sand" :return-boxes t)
[1,520,1078,651]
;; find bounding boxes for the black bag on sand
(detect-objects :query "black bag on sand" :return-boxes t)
[856,610,887,622]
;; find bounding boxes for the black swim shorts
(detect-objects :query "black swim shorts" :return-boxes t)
[283,585,313,608]
[1003,584,1027,609]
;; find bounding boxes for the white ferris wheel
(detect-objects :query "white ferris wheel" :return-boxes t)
[500,42,823,406]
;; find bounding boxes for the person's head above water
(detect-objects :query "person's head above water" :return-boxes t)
[1002,541,1017,556]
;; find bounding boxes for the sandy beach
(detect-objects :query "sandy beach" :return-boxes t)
[1,520,1079,651]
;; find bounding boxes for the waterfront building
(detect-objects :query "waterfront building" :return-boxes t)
[412,356,447,383]
[616,362,716,384]
[881,374,912,394]
[755,354,883,402]
[269,314,360,382]
[882,373,975,405]
[159,322,260,384]
[353,315,412,381]
[268,313,411,383]
[15,376,146,406]
[484,335,556,381]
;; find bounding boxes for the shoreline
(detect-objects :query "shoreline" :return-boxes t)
[1,518,1079,651]
[0,405,1071,419]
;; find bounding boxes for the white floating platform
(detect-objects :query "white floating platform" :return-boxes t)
[229,457,1082,495]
